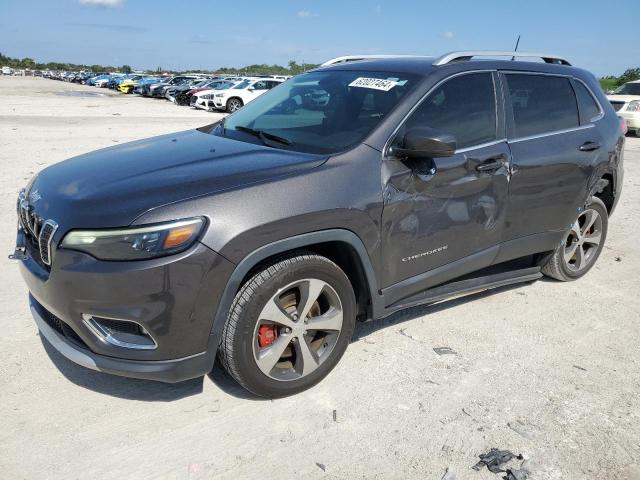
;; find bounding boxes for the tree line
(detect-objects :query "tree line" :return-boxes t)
[0,52,318,76]
[599,68,640,91]
[5,50,635,86]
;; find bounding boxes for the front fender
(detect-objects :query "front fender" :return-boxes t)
[207,229,383,338]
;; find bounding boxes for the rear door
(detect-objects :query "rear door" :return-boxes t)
[501,72,604,244]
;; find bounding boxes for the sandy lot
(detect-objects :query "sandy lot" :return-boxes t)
[1,76,639,480]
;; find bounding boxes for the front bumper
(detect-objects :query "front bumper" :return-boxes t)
[18,230,235,382]
[193,97,210,110]
[31,294,217,382]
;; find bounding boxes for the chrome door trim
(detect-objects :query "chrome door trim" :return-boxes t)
[508,124,595,144]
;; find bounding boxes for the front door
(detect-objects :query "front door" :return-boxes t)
[381,71,510,297]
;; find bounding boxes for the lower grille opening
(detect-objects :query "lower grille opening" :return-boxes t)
[32,298,90,350]
[82,315,157,350]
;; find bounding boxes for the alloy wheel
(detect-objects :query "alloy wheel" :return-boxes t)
[252,279,343,381]
[563,208,603,272]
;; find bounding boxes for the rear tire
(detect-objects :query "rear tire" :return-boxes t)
[541,196,608,281]
[219,253,356,398]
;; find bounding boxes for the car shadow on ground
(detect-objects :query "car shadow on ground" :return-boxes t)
[40,337,204,401]
[39,281,535,401]
[351,282,530,341]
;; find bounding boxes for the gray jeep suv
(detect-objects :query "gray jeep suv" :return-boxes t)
[12,51,624,397]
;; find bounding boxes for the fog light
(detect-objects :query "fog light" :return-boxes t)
[82,315,157,350]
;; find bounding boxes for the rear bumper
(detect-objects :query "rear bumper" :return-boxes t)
[31,295,218,382]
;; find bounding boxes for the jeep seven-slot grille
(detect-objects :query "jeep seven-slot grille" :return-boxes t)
[17,191,58,267]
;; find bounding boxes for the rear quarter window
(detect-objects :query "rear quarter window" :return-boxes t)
[505,74,579,138]
[572,80,602,122]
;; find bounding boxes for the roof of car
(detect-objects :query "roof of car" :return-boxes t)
[315,54,585,78]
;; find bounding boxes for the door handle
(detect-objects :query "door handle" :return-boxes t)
[475,158,504,172]
[579,141,601,152]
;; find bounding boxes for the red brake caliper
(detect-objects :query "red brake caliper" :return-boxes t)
[258,324,278,348]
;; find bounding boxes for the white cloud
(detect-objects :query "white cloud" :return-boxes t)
[297,10,317,18]
[79,0,125,7]
[443,31,454,39]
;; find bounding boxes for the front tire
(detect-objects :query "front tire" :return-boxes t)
[219,253,356,398]
[226,97,243,113]
[541,196,608,281]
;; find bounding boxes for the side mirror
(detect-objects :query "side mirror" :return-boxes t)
[391,126,456,158]
[247,87,255,91]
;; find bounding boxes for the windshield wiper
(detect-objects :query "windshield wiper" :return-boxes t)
[234,126,292,147]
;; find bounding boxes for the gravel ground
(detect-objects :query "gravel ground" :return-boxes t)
[1,76,639,480]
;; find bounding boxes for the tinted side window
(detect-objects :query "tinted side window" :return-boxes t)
[505,74,579,138]
[573,80,601,122]
[403,73,497,149]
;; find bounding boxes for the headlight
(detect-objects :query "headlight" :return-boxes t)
[201,94,213,99]
[215,93,225,97]
[60,218,205,261]
[627,100,640,112]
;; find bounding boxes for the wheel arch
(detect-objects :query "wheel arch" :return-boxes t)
[226,96,244,108]
[210,229,383,338]
[588,170,616,214]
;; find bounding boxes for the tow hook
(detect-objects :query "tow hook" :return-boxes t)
[8,246,27,261]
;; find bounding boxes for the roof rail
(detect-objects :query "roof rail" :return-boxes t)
[433,51,571,66]
[321,55,426,66]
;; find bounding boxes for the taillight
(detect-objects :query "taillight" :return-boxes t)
[619,116,627,134]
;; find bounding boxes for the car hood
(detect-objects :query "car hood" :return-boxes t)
[28,129,327,231]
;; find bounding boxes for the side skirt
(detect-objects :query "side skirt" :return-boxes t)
[381,266,542,318]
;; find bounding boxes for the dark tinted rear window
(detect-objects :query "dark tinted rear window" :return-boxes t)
[506,74,579,138]
[573,81,601,122]
[403,72,497,149]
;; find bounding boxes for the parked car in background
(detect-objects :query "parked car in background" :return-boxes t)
[86,74,110,86]
[177,79,235,106]
[95,77,112,88]
[118,76,145,94]
[148,75,201,97]
[608,80,640,136]
[210,78,283,112]
[164,78,211,103]
[191,79,244,111]
[132,77,162,95]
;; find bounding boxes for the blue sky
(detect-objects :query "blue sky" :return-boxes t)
[0,0,637,76]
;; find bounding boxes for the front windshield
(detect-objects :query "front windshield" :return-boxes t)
[216,69,420,154]
[613,83,640,95]
[233,80,251,90]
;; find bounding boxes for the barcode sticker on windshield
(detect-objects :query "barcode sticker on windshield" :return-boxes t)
[349,77,398,91]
